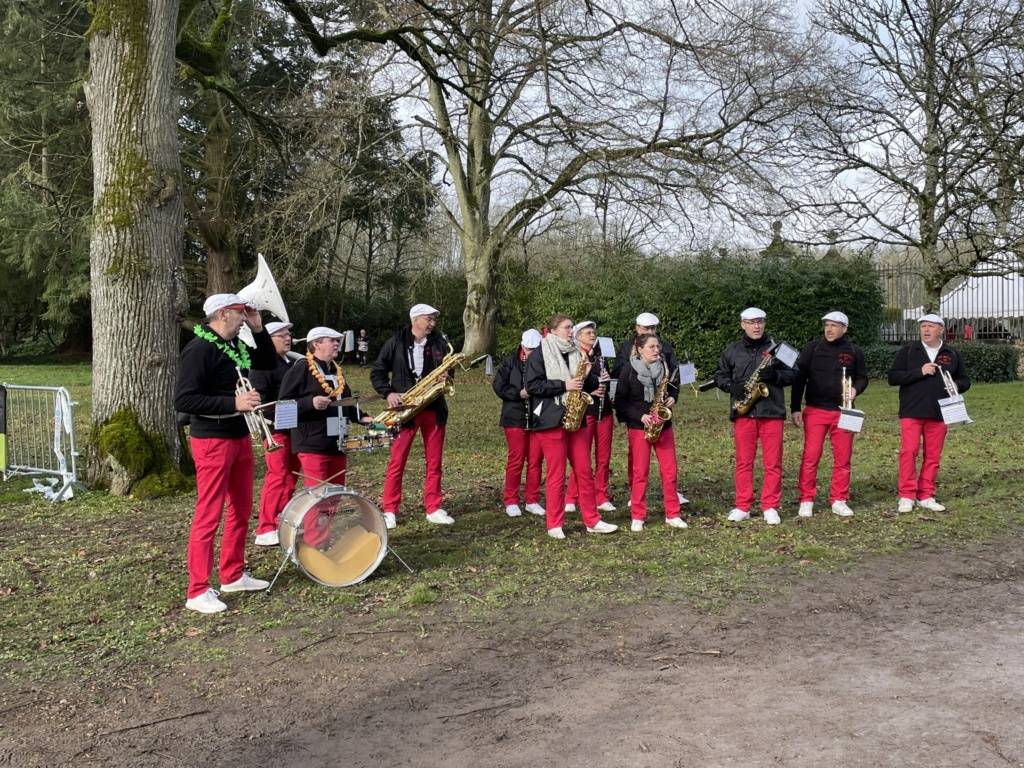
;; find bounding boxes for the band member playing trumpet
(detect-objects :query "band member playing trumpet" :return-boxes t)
[888,314,971,513]
[612,312,688,507]
[174,293,278,614]
[248,321,301,546]
[565,321,616,515]
[493,329,545,517]
[524,314,617,539]
[790,312,868,518]
[370,304,453,528]
[713,307,795,525]
[616,334,687,531]
[279,327,368,489]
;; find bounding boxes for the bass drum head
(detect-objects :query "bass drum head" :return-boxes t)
[278,485,388,587]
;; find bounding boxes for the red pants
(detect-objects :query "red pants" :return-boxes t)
[567,414,614,505]
[797,406,855,504]
[298,452,348,487]
[256,432,301,534]
[382,409,445,514]
[733,417,784,511]
[627,428,680,520]
[898,418,948,500]
[534,427,601,530]
[502,427,543,506]
[187,436,254,598]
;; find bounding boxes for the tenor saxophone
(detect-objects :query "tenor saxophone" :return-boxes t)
[733,343,776,416]
[561,353,593,432]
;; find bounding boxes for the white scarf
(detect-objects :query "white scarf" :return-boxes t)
[541,334,583,404]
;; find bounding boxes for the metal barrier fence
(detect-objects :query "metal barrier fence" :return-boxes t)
[0,383,84,501]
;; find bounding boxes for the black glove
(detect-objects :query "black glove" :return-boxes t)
[760,366,778,384]
[730,381,746,398]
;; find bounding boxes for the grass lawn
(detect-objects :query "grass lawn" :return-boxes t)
[1,361,1022,684]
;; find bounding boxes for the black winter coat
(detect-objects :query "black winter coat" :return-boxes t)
[369,328,450,427]
[278,357,360,454]
[791,337,869,413]
[713,335,795,420]
[887,342,971,420]
[524,345,572,431]
[493,352,533,428]
[615,363,680,431]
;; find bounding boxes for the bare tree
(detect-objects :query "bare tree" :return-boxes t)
[277,0,825,354]
[85,0,185,492]
[805,0,1024,309]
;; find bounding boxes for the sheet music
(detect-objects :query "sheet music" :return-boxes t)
[939,395,972,425]
[838,407,865,433]
[326,415,348,438]
[598,336,616,358]
[273,400,298,430]
[677,363,697,386]
[774,342,799,368]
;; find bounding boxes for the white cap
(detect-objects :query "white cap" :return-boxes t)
[305,326,343,342]
[202,293,246,316]
[573,320,596,335]
[740,307,767,321]
[409,303,440,319]
[821,311,849,326]
[520,329,542,349]
[635,312,659,326]
[266,321,293,336]
[919,313,944,326]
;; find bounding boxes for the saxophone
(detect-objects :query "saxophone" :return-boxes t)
[644,360,675,444]
[733,343,776,416]
[561,352,593,432]
[371,335,480,428]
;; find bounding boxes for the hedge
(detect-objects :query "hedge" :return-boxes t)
[863,342,1020,382]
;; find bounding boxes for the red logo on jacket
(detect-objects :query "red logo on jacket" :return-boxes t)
[937,353,954,366]
[837,352,854,366]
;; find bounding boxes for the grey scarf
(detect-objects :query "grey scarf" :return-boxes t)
[630,356,664,401]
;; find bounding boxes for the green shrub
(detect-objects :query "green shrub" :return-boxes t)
[862,342,1020,382]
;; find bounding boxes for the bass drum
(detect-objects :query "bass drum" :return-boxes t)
[278,485,388,587]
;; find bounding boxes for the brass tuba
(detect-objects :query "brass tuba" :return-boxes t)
[644,358,675,444]
[561,352,593,432]
[237,254,289,348]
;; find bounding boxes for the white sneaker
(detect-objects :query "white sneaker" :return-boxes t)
[220,573,269,592]
[627,499,632,508]
[564,503,577,513]
[630,519,644,532]
[383,511,397,529]
[547,527,566,540]
[798,501,814,518]
[586,520,618,534]
[597,501,617,513]
[677,492,690,505]
[916,497,946,512]
[426,509,455,525]
[525,503,545,516]
[505,504,523,517]
[185,588,226,614]
[897,497,914,513]
[254,530,279,546]
[831,500,854,517]
[763,509,782,525]
[727,508,750,522]
[665,516,688,529]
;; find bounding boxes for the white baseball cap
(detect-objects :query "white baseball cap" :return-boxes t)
[821,311,849,326]
[635,312,659,326]
[573,320,596,335]
[202,293,247,316]
[918,313,944,326]
[520,329,542,349]
[266,321,294,336]
[409,303,440,319]
[740,307,767,321]
[305,326,343,342]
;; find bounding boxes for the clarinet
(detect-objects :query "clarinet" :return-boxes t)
[521,357,531,430]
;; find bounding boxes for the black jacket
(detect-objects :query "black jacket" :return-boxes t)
[174,325,276,439]
[370,328,450,427]
[713,335,795,420]
[612,336,680,378]
[615,362,680,431]
[248,354,293,434]
[887,342,971,420]
[524,344,573,431]
[493,352,534,428]
[791,337,869,412]
[278,357,360,454]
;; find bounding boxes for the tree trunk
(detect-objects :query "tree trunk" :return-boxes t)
[461,237,498,357]
[86,0,186,494]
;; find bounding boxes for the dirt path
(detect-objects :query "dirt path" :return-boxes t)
[3,532,1023,768]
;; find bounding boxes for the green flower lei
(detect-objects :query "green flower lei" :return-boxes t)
[193,324,251,369]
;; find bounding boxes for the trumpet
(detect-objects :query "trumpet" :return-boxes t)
[841,366,854,409]
[939,366,959,397]
[236,367,281,451]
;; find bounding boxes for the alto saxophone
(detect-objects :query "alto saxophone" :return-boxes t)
[644,359,675,444]
[733,343,776,416]
[561,353,593,432]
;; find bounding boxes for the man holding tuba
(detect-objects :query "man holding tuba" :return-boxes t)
[790,311,868,518]
[174,293,278,614]
[370,304,453,528]
[887,314,971,514]
[713,307,795,525]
